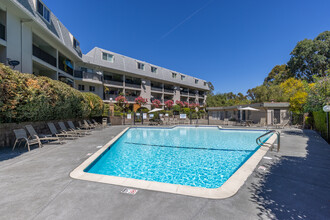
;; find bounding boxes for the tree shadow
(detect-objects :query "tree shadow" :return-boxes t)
[0,143,40,162]
[249,129,330,219]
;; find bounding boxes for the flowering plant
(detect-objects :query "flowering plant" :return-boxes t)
[164,100,174,109]
[135,96,148,105]
[175,100,184,108]
[183,101,189,108]
[151,99,161,108]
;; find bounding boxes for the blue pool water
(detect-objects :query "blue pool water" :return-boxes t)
[85,127,270,188]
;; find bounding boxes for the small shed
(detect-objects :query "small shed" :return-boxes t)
[206,102,290,125]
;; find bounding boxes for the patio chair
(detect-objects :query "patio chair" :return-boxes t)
[58,122,84,137]
[92,119,104,129]
[67,121,91,135]
[84,120,97,129]
[47,122,77,139]
[12,129,42,151]
[78,121,91,130]
[25,125,63,144]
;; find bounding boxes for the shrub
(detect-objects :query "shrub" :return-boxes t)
[102,104,110,117]
[0,63,103,123]
[173,104,181,112]
[313,111,327,139]
[82,92,104,117]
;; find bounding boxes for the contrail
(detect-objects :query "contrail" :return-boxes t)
[159,0,214,40]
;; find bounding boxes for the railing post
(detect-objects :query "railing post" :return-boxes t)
[134,112,135,125]
[123,112,125,125]
[207,111,210,125]
[190,111,192,125]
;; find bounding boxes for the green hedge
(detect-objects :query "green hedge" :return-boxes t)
[0,63,103,123]
[313,111,327,140]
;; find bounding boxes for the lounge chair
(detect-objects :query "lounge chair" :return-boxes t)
[67,121,91,135]
[12,129,42,151]
[92,119,104,129]
[84,120,97,129]
[25,125,63,144]
[78,121,90,130]
[47,122,77,139]
[58,122,84,137]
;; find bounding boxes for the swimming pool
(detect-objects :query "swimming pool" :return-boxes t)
[84,127,271,189]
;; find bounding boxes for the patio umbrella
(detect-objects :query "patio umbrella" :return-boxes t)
[148,108,163,113]
[237,106,260,111]
[237,106,260,121]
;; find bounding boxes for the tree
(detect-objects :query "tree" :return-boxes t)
[304,76,330,112]
[280,78,308,113]
[287,31,330,82]
[263,64,294,86]
[206,81,214,96]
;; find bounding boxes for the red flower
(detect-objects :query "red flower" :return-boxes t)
[135,96,148,105]
[164,100,174,109]
[175,100,184,107]
[151,99,161,108]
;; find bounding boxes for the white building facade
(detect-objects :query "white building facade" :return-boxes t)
[0,0,209,109]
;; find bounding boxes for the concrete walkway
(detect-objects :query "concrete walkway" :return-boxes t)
[0,126,329,220]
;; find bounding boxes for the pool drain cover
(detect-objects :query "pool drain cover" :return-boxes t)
[121,188,138,195]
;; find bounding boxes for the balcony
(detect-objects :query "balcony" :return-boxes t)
[125,82,141,89]
[164,88,174,93]
[104,94,118,101]
[199,94,205,98]
[33,45,57,67]
[59,61,73,76]
[74,71,102,82]
[0,23,5,41]
[126,96,138,102]
[180,91,189,96]
[151,86,163,92]
[104,79,123,87]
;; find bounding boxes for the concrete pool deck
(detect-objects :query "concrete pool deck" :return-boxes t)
[0,126,329,219]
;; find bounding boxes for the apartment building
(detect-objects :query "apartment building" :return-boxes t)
[0,0,209,109]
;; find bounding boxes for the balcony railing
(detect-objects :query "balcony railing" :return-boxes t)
[0,23,5,41]
[126,96,139,102]
[151,86,162,92]
[105,94,119,101]
[164,88,174,93]
[104,79,123,86]
[180,91,189,96]
[199,94,205,98]
[33,45,57,67]
[125,82,141,89]
[59,61,73,76]
[74,71,102,82]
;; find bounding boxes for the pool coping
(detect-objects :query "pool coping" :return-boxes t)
[70,126,278,199]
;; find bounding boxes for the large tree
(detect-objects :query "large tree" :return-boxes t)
[287,31,330,82]
[263,64,294,86]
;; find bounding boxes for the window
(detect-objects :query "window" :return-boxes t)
[151,66,157,73]
[73,38,80,49]
[181,75,185,80]
[204,82,207,86]
[172,72,177,78]
[89,86,95,92]
[102,52,114,62]
[37,0,50,22]
[137,62,145,70]
[78,84,84,91]
[195,79,199,84]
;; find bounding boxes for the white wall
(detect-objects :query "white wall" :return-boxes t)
[6,10,32,73]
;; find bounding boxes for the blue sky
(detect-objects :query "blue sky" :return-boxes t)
[43,0,330,94]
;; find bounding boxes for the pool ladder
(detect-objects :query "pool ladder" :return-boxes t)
[256,130,281,152]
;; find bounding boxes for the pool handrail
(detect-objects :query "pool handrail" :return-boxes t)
[256,130,280,152]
